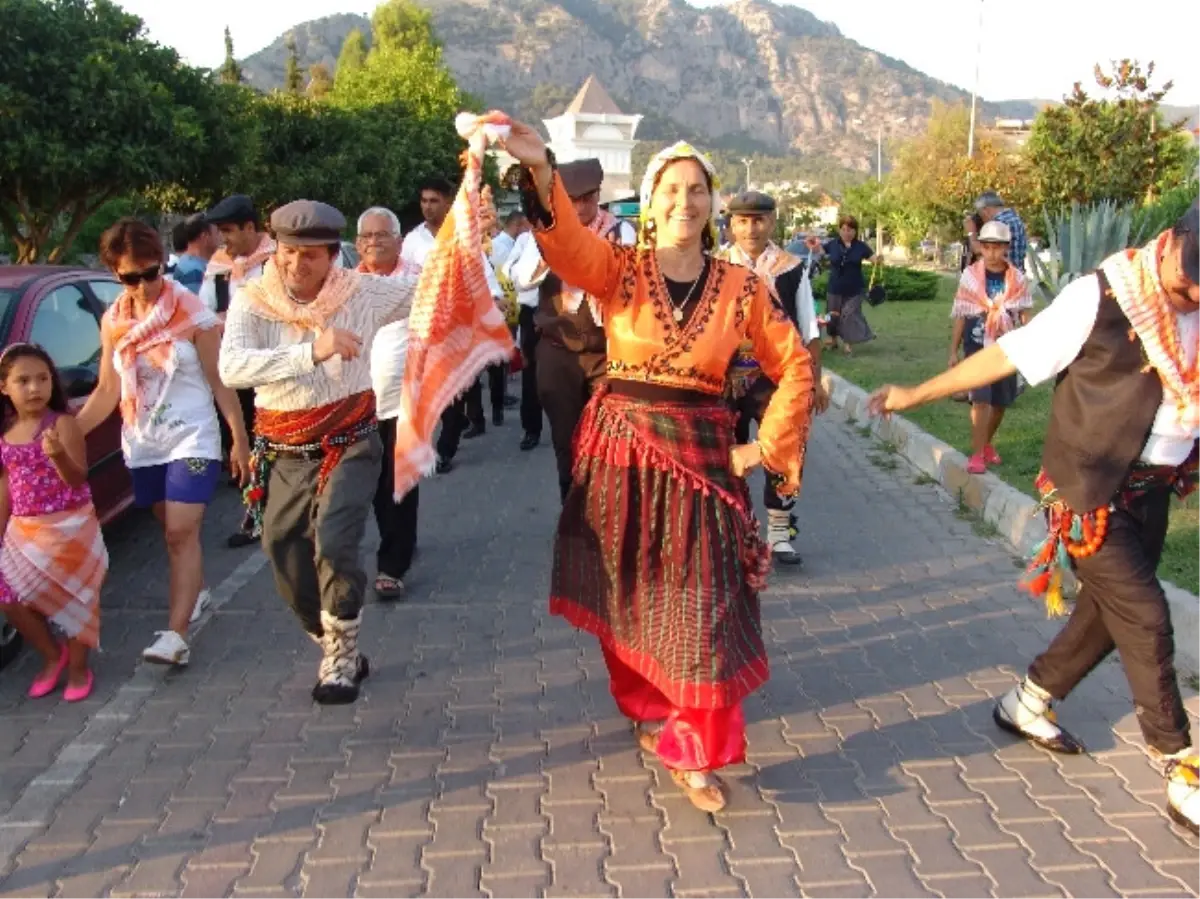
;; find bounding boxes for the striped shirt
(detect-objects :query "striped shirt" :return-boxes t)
[218,272,416,412]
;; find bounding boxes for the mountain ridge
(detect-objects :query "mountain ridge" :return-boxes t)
[236,0,1197,174]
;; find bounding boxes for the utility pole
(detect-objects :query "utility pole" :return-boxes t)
[876,126,883,249]
[967,0,984,157]
[741,157,752,190]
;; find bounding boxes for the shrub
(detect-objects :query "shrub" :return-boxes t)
[809,265,941,304]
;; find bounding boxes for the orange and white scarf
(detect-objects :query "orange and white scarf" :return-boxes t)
[721,242,803,302]
[357,256,415,280]
[561,208,621,318]
[1101,233,1199,432]
[952,261,1031,345]
[241,259,360,333]
[104,280,219,427]
[392,111,516,499]
[206,233,274,283]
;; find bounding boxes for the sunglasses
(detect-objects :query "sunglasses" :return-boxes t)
[116,264,162,286]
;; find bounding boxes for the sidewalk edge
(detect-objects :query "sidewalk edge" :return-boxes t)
[822,369,1200,677]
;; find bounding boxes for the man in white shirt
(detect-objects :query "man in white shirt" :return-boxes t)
[400,177,507,472]
[357,206,418,601]
[219,199,415,705]
[202,194,275,548]
[719,190,829,568]
[868,204,1200,836]
[504,226,551,450]
[490,210,528,271]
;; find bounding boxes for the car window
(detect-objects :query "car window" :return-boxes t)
[87,280,123,307]
[29,285,102,373]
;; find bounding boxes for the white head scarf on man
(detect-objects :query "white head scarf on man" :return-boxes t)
[637,141,722,249]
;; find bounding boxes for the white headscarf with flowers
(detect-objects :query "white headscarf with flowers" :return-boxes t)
[638,141,722,249]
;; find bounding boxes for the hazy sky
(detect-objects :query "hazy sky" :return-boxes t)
[119,0,1199,107]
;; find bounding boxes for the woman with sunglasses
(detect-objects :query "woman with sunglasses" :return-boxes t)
[76,219,251,667]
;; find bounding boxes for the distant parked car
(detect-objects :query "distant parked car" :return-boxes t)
[0,266,133,526]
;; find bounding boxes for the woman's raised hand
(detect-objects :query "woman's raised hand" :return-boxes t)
[501,121,550,168]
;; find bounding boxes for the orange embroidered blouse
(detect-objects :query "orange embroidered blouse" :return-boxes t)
[532,173,814,495]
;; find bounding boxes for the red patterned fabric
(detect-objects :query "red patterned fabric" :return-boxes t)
[550,386,770,711]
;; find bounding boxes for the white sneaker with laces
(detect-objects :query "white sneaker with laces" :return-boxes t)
[143,630,190,666]
[190,588,212,624]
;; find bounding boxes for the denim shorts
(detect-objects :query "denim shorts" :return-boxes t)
[131,458,222,507]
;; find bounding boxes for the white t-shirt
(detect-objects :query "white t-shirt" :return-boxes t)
[997,273,1199,465]
[114,340,222,468]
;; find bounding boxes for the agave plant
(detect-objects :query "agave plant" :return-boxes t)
[1027,200,1135,304]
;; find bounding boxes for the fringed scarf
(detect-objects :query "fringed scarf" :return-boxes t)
[1100,232,1200,433]
[104,280,219,427]
[241,259,360,333]
[206,233,274,283]
[356,256,414,279]
[391,111,517,500]
[952,261,1031,345]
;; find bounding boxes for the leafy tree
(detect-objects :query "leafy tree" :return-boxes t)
[1027,60,1198,209]
[371,0,440,52]
[308,63,333,99]
[0,0,238,263]
[284,33,303,95]
[334,28,368,91]
[219,25,242,85]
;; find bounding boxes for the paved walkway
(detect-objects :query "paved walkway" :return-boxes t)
[0,405,1196,898]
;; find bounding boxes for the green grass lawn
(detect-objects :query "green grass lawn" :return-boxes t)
[823,276,1198,594]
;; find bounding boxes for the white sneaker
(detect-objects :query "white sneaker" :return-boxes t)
[190,588,212,623]
[143,630,190,666]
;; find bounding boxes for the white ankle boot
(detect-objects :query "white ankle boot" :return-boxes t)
[767,508,802,567]
[993,677,1084,753]
[313,610,369,705]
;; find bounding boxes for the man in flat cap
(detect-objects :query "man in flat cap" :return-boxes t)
[219,199,416,705]
[507,158,636,501]
[967,191,1028,273]
[202,194,276,548]
[718,190,827,567]
[869,203,1199,836]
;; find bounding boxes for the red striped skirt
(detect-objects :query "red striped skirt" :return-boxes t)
[550,387,770,724]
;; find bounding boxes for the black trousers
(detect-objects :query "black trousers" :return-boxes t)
[218,388,260,534]
[373,418,418,579]
[466,364,507,428]
[1028,487,1189,755]
[519,306,543,436]
[536,341,605,502]
[435,399,468,461]
[732,378,790,512]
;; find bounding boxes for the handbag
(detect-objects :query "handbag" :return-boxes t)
[866,256,887,306]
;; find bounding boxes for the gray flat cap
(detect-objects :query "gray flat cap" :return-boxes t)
[559,159,604,199]
[974,191,1005,210]
[271,200,346,246]
[727,190,777,215]
[206,194,257,225]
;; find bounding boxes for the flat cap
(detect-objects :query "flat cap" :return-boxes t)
[270,200,346,246]
[206,194,257,225]
[559,158,604,199]
[727,191,776,215]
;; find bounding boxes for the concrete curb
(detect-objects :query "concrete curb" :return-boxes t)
[822,369,1200,676]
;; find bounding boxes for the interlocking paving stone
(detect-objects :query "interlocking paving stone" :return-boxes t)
[1,401,1196,897]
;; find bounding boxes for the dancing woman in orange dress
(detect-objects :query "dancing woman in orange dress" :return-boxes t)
[502,124,814,811]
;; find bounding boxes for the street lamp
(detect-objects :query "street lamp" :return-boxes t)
[968,0,984,158]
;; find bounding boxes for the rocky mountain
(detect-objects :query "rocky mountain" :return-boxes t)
[237,0,1195,173]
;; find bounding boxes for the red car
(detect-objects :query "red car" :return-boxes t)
[0,266,132,524]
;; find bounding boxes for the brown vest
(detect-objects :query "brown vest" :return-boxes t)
[1041,270,1169,510]
[533,219,624,355]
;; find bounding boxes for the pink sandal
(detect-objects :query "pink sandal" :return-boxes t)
[28,646,69,699]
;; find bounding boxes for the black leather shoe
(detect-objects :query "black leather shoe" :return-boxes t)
[492,410,504,426]
[520,433,540,451]
[463,424,485,439]
[311,656,369,705]
[227,531,258,549]
[435,457,454,475]
[992,704,1085,754]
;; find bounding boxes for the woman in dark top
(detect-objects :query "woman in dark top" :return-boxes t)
[816,215,877,355]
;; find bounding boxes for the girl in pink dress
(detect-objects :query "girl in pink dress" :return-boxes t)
[0,344,108,701]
